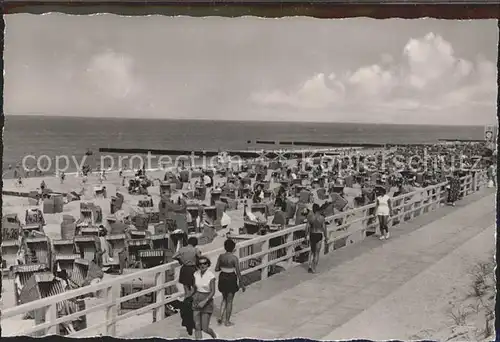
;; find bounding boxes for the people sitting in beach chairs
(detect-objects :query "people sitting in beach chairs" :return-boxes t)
[252,184,265,203]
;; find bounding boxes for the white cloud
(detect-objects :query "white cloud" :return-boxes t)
[251,32,497,120]
[85,50,139,99]
[347,64,397,98]
[251,73,344,109]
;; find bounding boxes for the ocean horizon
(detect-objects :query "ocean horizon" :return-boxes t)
[2,115,486,176]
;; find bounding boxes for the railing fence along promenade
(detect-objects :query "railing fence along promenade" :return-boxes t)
[2,171,488,337]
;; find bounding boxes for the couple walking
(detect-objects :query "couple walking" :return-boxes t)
[305,187,392,274]
[173,237,245,339]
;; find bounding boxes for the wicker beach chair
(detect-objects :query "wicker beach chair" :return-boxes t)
[1,239,21,272]
[53,253,80,276]
[103,234,127,271]
[131,213,150,231]
[79,203,103,226]
[151,233,169,250]
[210,189,222,205]
[20,272,86,335]
[52,237,77,273]
[74,235,99,261]
[139,248,173,268]
[12,264,50,306]
[299,189,313,204]
[25,236,51,266]
[126,234,152,266]
[70,258,103,288]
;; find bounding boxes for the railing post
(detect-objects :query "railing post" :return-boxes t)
[44,303,58,335]
[432,187,439,211]
[465,176,471,196]
[261,240,270,280]
[412,200,419,219]
[285,232,293,269]
[153,269,166,322]
[106,284,121,336]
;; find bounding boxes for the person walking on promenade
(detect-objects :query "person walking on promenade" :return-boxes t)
[375,187,392,240]
[174,237,201,336]
[173,237,202,297]
[215,239,246,326]
[306,203,328,274]
[190,256,217,339]
[446,172,461,206]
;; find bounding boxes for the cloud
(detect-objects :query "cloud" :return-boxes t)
[251,73,345,109]
[85,50,140,99]
[251,32,497,119]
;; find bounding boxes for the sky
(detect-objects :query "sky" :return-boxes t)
[4,14,498,125]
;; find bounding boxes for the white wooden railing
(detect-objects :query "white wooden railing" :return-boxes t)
[1,171,488,337]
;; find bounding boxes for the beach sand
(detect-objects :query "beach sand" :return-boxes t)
[2,159,416,336]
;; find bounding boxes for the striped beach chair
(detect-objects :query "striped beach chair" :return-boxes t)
[12,264,50,306]
[126,235,152,266]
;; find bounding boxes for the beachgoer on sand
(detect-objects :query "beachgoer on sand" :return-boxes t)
[215,238,246,327]
[306,203,328,274]
[375,187,392,240]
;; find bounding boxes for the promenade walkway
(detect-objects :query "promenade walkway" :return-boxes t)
[127,189,495,340]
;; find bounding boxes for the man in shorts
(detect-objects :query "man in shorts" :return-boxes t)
[306,203,328,274]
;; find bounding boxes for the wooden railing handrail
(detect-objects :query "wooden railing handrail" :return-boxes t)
[1,170,487,336]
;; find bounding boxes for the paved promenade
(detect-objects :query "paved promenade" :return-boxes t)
[126,189,495,340]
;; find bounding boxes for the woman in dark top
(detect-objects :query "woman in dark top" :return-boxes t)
[447,173,461,206]
[215,239,245,326]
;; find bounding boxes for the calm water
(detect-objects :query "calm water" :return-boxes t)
[3,115,484,175]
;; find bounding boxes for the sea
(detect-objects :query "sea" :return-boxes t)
[2,115,485,178]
